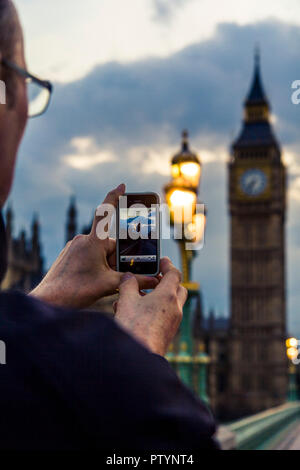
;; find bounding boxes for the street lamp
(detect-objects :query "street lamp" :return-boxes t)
[164,130,205,284]
[170,129,201,190]
[164,130,209,401]
[286,337,299,402]
[194,342,210,404]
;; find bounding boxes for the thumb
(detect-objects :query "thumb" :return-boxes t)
[118,272,139,304]
[113,300,118,314]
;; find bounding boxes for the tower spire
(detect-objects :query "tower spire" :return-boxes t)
[31,213,40,254]
[254,43,260,68]
[181,129,189,152]
[245,48,268,108]
[232,50,280,162]
[172,129,200,166]
[5,202,13,241]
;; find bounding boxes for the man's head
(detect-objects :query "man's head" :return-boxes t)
[0,0,28,208]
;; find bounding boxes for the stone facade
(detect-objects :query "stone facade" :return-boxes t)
[1,206,44,292]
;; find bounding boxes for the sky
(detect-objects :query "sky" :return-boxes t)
[8,0,300,333]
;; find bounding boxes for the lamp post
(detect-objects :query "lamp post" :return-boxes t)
[194,342,210,404]
[164,130,209,401]
[286,337,299,402]
[164,131,204,285]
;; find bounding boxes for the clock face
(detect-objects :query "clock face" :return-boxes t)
[239,168,268,197]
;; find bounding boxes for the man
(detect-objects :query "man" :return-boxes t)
[0,0,217,451]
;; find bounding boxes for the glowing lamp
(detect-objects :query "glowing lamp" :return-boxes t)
[287,347,298,360]
[165,186,197,225]
[171,130,201,190]
[169,189,196,207]
[286,338,298,349]
[186,211,206,243]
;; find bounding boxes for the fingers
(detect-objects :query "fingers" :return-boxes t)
[91,184,126,238]
[106,238,116,257]
[159,257,181,280]
[156,257,182,293]
[177,285,188,307]
[118,272,140,304]
[118,272,158,295]
[135,274,159,290]
[113,289,147,313]
[107,238,117,268]
[101,183,126,206]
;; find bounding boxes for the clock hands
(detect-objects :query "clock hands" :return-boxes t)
[240,169,267,196]
[246,177,260,193]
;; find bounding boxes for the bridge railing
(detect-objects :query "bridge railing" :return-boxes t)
[217,402,300,450]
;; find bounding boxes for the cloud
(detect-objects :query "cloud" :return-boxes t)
[152,0,193,22]
[15,0,300,82]
[64,137,117,170]
[8,19,300,334]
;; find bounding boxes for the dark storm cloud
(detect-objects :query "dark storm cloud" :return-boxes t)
[25,19,299,147]
[9,19,300,331]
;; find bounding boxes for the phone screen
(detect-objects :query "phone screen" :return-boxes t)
[117,193,160,275]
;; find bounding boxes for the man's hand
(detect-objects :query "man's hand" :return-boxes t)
[114,258,188,356]
[30,184,158,309]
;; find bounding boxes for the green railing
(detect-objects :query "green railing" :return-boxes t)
[217,402,300,450]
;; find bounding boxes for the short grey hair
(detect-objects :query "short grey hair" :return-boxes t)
[0,0,20,105]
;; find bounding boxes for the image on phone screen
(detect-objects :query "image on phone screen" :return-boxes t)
[117,193,160,276]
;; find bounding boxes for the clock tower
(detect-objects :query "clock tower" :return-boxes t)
[228,52,287,417]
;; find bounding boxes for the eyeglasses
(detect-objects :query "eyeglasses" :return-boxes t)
[1,58,53,118]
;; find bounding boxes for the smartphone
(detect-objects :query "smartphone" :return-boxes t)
[117,192,160,276]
